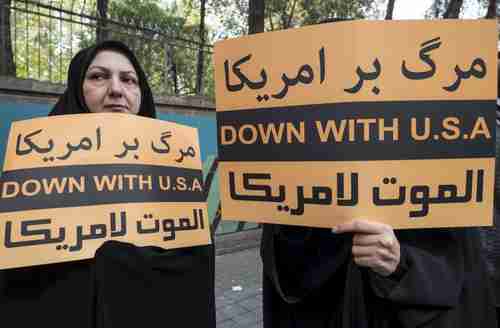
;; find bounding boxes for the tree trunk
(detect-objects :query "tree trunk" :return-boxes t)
[485,0,496,18]
[385,0,396,19]
[195,0,207,96]
[210,202,222,232]
[96,0,109,42]
[429,0,444,18]
[267,8,274,31]
[248,0,265,34]
[0,0,15,76]
[165,43,179,95]
[171,63,179,95]
[286,0,298,29]
[443,0,463,18]
[203,157,219,200]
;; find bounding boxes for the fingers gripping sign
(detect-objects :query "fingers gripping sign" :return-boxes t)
[333,219,400,277]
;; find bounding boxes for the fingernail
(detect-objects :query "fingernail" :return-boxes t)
[381,235,394,247]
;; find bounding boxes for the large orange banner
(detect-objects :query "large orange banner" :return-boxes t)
[214,19,497,229]
[0,113,211,269]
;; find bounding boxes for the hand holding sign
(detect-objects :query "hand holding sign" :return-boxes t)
[334,219,400,277]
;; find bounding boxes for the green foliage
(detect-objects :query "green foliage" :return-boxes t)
[476,0,499,17]
[207,0,247,38]
[295,0,369,28]
[425,0,495,18]
[109,0,184,33]
[10,0,215,99]
[268,0,374,30]
[102,0,189,95]
[425,0,449,18]
[13,0,97,83]
[210,0,375,39]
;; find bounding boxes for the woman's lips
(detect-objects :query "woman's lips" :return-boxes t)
[104,105,128,112]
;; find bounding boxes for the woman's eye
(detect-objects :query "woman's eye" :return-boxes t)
[88,73,106,81]
[123,77,138,85]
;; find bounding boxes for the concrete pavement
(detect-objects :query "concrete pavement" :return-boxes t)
[215,246,263,328]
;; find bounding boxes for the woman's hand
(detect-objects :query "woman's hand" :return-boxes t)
[333,219,400,277]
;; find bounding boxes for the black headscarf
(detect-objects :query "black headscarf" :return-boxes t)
[49,40,156,119]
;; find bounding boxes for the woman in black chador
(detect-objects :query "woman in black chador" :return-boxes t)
[262,220,497,327]
[0,40,215,328]
[261,20,497,328]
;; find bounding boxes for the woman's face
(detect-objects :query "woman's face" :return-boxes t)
[83,50,142,115]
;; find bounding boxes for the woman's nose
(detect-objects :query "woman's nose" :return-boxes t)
[108,76,124,97]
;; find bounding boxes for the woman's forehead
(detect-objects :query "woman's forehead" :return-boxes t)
[88,50,137,74]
